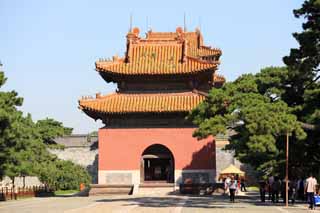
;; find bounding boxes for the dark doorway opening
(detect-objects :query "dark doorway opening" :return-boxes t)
[141,144,174,183]
[144,158,170,181]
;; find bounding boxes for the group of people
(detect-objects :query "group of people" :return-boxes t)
[259,174,319,210]
[223,175,247,202]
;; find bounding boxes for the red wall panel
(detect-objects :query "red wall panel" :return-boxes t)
[98,128,215,170]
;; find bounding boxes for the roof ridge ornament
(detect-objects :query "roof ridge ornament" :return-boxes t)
[132,27,140,36]
[96,93,102,99]
[175,26,185,43]
[126,27,140,63]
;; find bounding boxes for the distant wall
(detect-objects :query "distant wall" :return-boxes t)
[215,142,257,185]
[49,134,98,183]
[48,147,98,183]
[216,148,237,181]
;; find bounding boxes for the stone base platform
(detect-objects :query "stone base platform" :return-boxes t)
[89,184,133,196]
[138,182,175,195]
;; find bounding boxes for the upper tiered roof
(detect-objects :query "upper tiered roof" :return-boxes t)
[96,27,222,81]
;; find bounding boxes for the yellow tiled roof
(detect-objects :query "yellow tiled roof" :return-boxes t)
[79,92,205,114]
[96,56,217,75]
[96,29,221,76]
[145,32,178,41]
[145,31,221,57]
[188,46,222,58]
[130,42,182,64]
[213,74,226,83]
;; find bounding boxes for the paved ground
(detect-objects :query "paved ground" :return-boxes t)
[0,192,319,213]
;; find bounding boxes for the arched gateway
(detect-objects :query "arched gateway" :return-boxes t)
[141,144,174,183]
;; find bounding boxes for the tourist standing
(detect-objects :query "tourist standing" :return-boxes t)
[228,176,237,202]
[268,175,274,200]
[297,177,305,200]
[281,178,286,203]
[240,178,247,192]
[305,174,317,210]
[235,174,240,191]
[259,180,267,202]
[224,176,231,195]
[289,179,297,205]
[271,176,281,203]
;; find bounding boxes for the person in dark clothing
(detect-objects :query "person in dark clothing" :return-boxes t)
[240,178,247,192]
[297,177,305,200]
[259,180,267,202]
[272,176,281,203]
[268,175,274,201]
[228,176,237,202]
[281,179,286,203]
[289,179,297,205]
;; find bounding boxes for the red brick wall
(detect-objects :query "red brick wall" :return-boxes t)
[98,128,215,170]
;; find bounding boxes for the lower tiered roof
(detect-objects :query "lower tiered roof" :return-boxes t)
[79,91,205,115]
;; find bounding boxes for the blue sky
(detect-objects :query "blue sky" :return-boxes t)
[0,0,303,133]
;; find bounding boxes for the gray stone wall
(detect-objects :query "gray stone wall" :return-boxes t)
[216,147,257,185]
[215,148,237,181]
[48,147,98,183]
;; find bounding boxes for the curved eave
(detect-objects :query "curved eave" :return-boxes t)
[82,108,192,116]
[197,46,222,57]
[80,107,196,121]
[78,92,205,120]
[97,67,217,83]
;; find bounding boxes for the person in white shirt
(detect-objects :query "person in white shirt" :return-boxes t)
[224,176,231,194]
[305,174,318,210]
[228,176,237,202]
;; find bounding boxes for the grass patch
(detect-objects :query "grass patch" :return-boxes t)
[247,186,259,191]
[54,189,79,196]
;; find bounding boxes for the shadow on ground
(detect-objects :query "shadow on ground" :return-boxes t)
[94,192,307,209]
[94,193,256,209]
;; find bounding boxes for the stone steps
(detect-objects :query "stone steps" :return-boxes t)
[138,182,175,195]
[89,184,133,196]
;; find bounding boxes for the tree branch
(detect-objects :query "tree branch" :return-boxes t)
[299,122,319,131]
[304,71,320,89]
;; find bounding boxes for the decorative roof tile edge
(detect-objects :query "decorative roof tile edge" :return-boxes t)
[94,57,219,76]
[78,91,206,114]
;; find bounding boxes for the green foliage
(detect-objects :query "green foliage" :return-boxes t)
[188,70,306,175]
[37,160,91,190]
[46,143,65,150]
[0,71,33,178]
[54,189,79,196]
[283,0,320,111]
[282,0,320,176]
[283,0,320,87]
[36,118,73,145]
[0,70,90,190]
